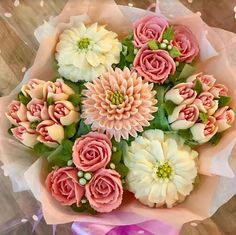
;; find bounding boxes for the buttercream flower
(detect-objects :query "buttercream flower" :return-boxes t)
[168,104,199,130]
[11,122,38,148]
[133,15,169,48]
[187,73,216,91]
[46,167,85,206]
[214,106,235,132]
[5,100,27,126]
[165,82,197,105]
[194,92,218,115]
[81,67,157,141]
[48,101,79,126]
[21,79,45,99]
[55,23,121,82]
[191,116,218,144]
[36,120,64,148]
[26,98,49,122]
[124,129,198,208]
[85,168,123,213]
[43,79,74,102]
[173,25,199,63]
[209,84,228,98]
[73,132,112,172]
[133,47,176,83]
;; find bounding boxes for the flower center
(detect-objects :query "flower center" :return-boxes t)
[78,37,90,49]
[110,91,124,105]
[156,162,172,179]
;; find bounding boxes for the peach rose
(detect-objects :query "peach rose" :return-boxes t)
[46,167,85,206]
[168,104,199,130]
[133,15,169,48]
[43,79,74,101]
[85,168,123,213]
[48,101,79,126]
[194,92,218,115]
[214,106,235,132]
[165,82,197,105]
[36,120,64,148]
[173,25,199,63]
[134,47,175,83]
[11,122,38,148]
[5,100,27,126]
[26,98,49,122]
[209,84,228,98]
[73,132,112,172]
[21,79,45,99]
[191,116,218,144]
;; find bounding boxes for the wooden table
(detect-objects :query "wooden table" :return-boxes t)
[0,1,236,234]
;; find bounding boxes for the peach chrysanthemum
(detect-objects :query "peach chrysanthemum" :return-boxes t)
[81,67,158,141]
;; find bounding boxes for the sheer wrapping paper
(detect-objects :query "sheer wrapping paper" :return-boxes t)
[0,0,236,232]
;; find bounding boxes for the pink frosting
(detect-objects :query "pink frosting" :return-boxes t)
[73,132,112,172]
[173,25,199,63]
[46,167,85,206]
[85,168,123,213]
[209,84,229,98]
[134,47,176,83]
[133,15,169,48]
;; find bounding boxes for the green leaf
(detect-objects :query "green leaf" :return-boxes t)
[68,94,81,106]
[71,202,97,214]
[64,123,77,139]
[63,79,85,94]
[218,96,232,108]
[61,139,73,153]
[209,132,222,145]
[17,92,31,105]
[116,163,129,177]
[184,139,199,147]
[33,142,54,155]
[111,150,122,164]
[30,122,39,129]
[178,64,196,80]
[148,40,159,50]
[163,26,174,41]
[76,119,92,137]
[162,100,176,115]
[199,112,209,124]
[47,97,54,106]
[193,79,203,95]
[169,46,181,58]
[178,129,193,140]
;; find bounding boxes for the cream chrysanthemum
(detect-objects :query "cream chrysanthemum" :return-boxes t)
[124,129,198,208]
[55,23,121,82]
[81,67,157,141]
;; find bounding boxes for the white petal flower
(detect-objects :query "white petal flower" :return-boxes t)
[124,129,198,208]
[55,23,121,82]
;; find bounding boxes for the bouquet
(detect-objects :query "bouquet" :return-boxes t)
[1,0,236,234]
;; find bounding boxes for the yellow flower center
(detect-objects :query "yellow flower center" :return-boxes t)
[110,91,124,105]
[156,162,172,179]
[78,37,90,49]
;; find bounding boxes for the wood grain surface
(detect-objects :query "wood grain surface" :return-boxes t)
[0,1,236,234]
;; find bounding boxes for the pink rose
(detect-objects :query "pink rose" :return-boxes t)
[36,120,64,148]
[48,101,79,126]
[165,82,197,105]
[43,79,74,101]
[214,106,235,132]
[187,73,216,91]
[209,84,228,98]
[46,167,85,206]
[26,98,49,122]
[194,92,218,115]
[73,132,112,172]
[191,116,218,144]
[11,122,38,148]
[133,15,169,48]
[21,79,45,99]
[173,25,199,63]
[168,104,199,130]
[134,47,176,83]
[5,100,27,126]
[85,168,123,213]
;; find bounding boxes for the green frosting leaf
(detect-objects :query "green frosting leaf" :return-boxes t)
[47,97,54,106]
[63,79,85,94]
[64,123,77,139]
[193,79,203,95]
[71,202,96,214]
[68,94,81,106]
[178,129,193,140]
[199,112,209,124]
[148,40,159,50]
[30,122,39,129]
[18,92,31,105]
[178,64,196,80]
[115,163,129,177]
[33,142,54,156]
[111,150,122,164]
[218,96,231,108]
[209,132,222,145]
[169,46,181,58]
[76,119,92,138]
[184,139,199,147]
[163,26,174,41]
[162,100,176,115]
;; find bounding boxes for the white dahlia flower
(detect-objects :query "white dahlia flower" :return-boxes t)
[124,129,198,208]
[55,23,121,82]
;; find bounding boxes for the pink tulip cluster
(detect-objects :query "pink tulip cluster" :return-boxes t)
[46,132,123,213]
[165,73,235,143]
[133,15,199,83]
[5,78,80,148]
